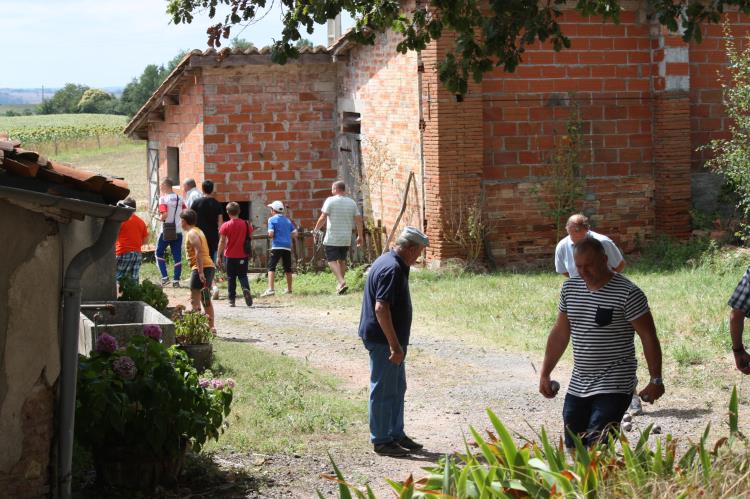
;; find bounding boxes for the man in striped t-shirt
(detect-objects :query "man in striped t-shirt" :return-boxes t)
[539,237,664,448]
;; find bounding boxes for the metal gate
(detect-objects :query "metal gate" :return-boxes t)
[147,141,160,232]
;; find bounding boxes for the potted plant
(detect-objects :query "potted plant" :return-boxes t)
[75,328,233,490]
[174,310,214,371]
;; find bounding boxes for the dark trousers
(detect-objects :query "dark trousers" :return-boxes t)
[225,256,250,300]
[562,392,631,448]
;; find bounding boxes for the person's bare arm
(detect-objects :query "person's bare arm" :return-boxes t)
[374,301,403,365]
[539,311,571,397]
[355,214,364,247]
[632,311,665,403]
[313,212,327,232]
[730,308,750,374]
[217,234,227,270]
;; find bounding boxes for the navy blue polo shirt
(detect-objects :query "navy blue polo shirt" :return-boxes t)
[358,250,413,346]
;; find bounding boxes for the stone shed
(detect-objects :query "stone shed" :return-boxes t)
[0,141,130,498]
[126,5,750,266]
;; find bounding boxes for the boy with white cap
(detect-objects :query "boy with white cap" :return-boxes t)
[261,201,297,297]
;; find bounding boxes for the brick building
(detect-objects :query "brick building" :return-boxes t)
[126,6,748,266]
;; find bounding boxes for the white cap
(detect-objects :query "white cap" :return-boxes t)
[268,200,285,212]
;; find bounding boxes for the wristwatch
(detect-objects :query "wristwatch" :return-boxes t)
[650,377,663,385]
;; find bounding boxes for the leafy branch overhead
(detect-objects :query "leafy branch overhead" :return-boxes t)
[167,0,750,94]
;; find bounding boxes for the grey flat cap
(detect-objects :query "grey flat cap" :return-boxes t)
[401,226,429,246]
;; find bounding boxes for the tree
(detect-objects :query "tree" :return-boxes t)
[230,36,256,50]
[37,83,89,114]
[167,0,750,94]
[116,52,186,116]
[295,38,314,50]
[77,88,116,113]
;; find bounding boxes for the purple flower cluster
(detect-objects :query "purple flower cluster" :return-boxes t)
[112,356,137,380]
[95,333,118,354]
[198,378,237,390]
[143,324,162,340]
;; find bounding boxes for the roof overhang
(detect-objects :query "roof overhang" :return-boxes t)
[124,46,332,140]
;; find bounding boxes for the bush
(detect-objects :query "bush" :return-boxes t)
[118,277,169,311]
[75,333,233,459]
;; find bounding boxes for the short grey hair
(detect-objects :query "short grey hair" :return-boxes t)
[183,178,196,189]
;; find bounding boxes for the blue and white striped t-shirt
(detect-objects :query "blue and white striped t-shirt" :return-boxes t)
[559,273,650,397]
[321,195,359,247]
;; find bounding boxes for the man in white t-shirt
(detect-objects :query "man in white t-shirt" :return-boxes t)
[555,214,625,278]
[182,178,203,209]
[156,178,186,287]
[314,181,364,294]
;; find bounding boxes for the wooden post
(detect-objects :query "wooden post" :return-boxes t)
[383,171,415,251]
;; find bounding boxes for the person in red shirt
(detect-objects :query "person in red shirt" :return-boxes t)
[217,202,253,307]
[115,197,149,283]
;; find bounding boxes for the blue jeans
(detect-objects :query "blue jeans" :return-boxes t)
[364,340,407,444]
[562,392,631,448]
[156,232,183,281]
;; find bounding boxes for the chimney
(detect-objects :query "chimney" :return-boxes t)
[327,14,342,46]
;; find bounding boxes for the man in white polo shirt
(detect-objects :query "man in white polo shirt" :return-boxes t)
[314,181,364,294]
[555,213,625,278]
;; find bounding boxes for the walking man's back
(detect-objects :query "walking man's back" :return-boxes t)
[314,181,363,295]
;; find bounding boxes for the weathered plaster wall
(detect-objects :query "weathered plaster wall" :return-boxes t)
[61,217,117,302]
[0,200,61,498]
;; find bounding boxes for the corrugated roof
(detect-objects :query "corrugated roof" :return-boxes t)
[124,45,332,139]
[0,139,130,205]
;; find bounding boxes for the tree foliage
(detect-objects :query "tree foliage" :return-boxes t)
[38,83,90,114]
[166,0,750,94]
[116,52,186,116]
[77,88,116,114]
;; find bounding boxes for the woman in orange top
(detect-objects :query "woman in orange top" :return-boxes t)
[179,209,216,332]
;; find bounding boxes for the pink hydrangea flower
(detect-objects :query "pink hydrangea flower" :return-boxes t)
[199,379,211,389]
[225,378,236,389]
[143,324,162,340]
[211,379,225,390]
[95,333,118,354]
[112,356,137,380]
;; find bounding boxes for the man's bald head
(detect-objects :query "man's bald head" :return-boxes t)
[566,214,591,243]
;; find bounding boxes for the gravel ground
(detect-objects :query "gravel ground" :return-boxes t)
[164,288,750,498]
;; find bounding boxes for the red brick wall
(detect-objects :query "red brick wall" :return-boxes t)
[337,26,422,235]
[149,77,205,192]
[482,10,658,265]
[689,15,750,171]
[201,63,337,229]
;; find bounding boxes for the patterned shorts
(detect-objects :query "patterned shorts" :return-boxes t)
[116,252,143,282]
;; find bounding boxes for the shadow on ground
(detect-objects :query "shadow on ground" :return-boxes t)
[73,452,262,498]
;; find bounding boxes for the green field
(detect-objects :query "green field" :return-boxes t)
[0,103,36,115]
[0,113,131,156]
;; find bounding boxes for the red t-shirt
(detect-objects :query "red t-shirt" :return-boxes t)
[220,218,253,258]
[116,214,148,256]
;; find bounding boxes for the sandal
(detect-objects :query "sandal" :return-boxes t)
[336,283,348,295]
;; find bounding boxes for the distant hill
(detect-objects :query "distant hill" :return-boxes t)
[0,87,123,105]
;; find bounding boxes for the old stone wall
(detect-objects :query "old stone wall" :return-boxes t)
[0,200,61,498]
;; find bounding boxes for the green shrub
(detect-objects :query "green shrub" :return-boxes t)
[118,277,169,311]
[175,310,213,345]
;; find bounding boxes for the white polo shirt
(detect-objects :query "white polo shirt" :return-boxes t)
[554,230,624,277]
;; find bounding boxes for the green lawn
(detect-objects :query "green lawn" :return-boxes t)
[205,340,366,454]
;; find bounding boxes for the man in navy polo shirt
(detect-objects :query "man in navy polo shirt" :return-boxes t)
[359,226,429,457]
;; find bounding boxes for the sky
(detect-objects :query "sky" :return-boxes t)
[2,0,351,89]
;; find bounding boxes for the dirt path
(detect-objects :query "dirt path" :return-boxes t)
[189,292,747,498]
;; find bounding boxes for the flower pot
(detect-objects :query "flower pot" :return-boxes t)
[93,444,186,490]
[179,343,213,372]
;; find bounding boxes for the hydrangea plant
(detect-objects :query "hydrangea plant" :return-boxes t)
[75,333,233,460]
